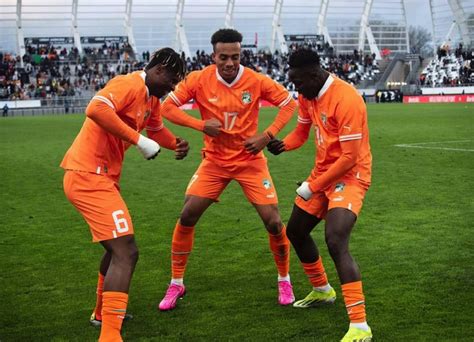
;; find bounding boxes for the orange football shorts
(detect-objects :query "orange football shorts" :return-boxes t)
[63,170,134,242]
[185,158,278,205]
[295,178,369,219]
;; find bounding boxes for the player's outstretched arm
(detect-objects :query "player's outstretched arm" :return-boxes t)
[86,100,159,160]
[283,122,311,151]
[261,76,297,137]
[244,132,272,155]
[147,126,190,160]
[264,97,297,138]
[162,98,206,132]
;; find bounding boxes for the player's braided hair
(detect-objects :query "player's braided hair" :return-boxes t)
[288,48,321,68]
[211,29,243,46]
[145,47,186,79]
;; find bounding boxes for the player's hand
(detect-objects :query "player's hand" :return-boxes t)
[296,181,313,201]
[244,132,271,155]
[175,137,189,160]
[203,118,222,137]
[267,138,285,155]
[136,134,160,160]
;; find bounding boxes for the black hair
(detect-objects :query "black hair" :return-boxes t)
[145,47,186,79]
[211,29,243,46]
[288,49,321,69]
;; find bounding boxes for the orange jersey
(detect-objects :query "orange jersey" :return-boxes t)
[60,71,165,182]
[286,75,372,190]
[164,64,295,164]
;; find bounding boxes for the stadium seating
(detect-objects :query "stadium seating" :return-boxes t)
[419,47,474,87]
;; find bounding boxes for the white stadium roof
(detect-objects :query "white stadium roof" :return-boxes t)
[0,0,472,57]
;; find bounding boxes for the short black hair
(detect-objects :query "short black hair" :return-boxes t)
[145,47,186,79]
[211,29,243,47]
[288,49,320,68]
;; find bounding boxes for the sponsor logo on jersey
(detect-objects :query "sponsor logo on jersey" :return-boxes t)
[208,96,218,102]
[262,179,272,189]
[242,91,252,104]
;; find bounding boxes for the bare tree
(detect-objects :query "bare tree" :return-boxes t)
[409,26,433,56]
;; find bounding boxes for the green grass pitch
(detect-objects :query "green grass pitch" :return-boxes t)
[0,103,473,341]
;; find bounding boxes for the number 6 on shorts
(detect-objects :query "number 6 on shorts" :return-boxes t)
[112,209,129,237]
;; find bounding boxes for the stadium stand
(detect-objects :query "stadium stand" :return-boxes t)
[419,46,474,87]
[1,0,473,113]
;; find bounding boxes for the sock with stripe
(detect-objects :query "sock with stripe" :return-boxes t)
[99,291,128,342]
[342,280,368,327]
[94,272,105,320]
[302,257,330,290]
[268,225,290,278]
[171,221,195,280]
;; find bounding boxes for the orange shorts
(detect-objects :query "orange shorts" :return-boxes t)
[295,178,369,219]
[185,158,278,205]
[63,170,134,242]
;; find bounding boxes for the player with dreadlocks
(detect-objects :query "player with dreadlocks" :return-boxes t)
[60,47,188,341]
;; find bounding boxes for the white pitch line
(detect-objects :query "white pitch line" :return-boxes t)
[394,144,474,152]
[394,140,474,152]
[398,140,471,146]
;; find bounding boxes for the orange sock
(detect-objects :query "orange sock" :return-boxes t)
[99,291,128,342]
[268,225,290,277]
[171,221,195,279]
[94,272,105,320]
[341,281,366,323]
[302,257,329,288]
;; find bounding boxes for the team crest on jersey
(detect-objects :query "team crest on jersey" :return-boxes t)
[321,113,327,126]
[242,91,252,104]
[334,182,345,192]
[262,179,272,189]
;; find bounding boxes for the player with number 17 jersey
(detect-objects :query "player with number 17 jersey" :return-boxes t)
[165,64,295,165]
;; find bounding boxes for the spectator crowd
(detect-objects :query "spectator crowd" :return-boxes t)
[2,39,381,101]
[419,44,474,87]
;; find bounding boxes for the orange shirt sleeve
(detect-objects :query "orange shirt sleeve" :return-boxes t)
[307,95,365,192]
[161,72,205,131]
[145,100,177,150]
[86,100,140,145]
[86,75,144,145]
[147,126,177,150]
[261,75,296,137]
[282,98,312,151]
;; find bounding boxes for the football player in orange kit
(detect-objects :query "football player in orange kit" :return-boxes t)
[267,49,373,342]
[157,29,297,311]
[61,48,189,342]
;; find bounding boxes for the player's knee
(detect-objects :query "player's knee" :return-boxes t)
[179,204,203,226]
[179,210,198,227]
[265,217,282,235]
[115,243,139,266]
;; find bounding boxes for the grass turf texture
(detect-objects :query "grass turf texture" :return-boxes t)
[0,103,473,341]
